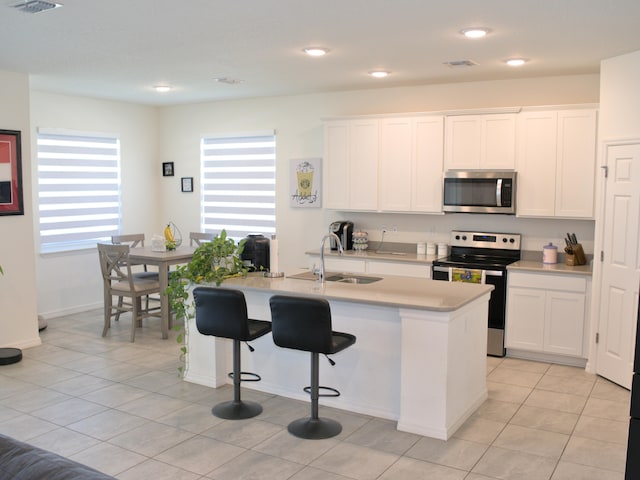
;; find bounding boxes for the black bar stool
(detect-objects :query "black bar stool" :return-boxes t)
[193,287,272,420]
[269,295,356,439]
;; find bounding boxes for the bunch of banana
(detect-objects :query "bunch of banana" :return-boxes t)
[164,224,176,250]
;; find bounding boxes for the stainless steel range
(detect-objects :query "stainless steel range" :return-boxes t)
[432,230,521,357]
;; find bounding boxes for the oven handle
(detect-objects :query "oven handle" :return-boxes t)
[433,266,504,277]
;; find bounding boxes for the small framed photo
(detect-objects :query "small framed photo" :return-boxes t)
[181,176,193,192]
[162,162,174,177]
[0,129,24,216]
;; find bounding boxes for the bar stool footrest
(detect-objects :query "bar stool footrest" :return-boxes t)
[212,400,263,420]
[303,385,340,397]
[288,416,342,439]
[228,371,261,382]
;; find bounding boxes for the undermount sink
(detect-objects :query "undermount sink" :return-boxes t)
[287,271,382,284]
[325,274,382,284]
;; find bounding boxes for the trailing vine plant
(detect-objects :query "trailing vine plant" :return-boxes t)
[165,230,248,374]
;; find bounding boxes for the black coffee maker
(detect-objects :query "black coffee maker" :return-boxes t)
[329,221,354,250]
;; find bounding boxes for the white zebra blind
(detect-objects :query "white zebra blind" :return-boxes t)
[37,129,121,253]
[200,133,276,241]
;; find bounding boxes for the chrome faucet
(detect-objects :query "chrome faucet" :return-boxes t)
[319,232,343,282]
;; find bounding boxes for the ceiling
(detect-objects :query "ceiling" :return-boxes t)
[2,0,640,106]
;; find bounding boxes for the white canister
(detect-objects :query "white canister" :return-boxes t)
[426,243,437,255]
[437,243,448,257]
[416,242,426,255]
[543,242,558,264]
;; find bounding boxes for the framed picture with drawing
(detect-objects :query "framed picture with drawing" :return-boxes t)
[0,130,23,216]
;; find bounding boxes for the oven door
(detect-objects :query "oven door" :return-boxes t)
[432,265,507,357]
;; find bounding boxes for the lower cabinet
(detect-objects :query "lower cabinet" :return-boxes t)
[308,254,431,279]
[506,271,589,358]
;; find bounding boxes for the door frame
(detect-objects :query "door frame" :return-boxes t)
[587,137,640,379]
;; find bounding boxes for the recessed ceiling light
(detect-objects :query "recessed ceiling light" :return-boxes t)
[369,70,390,78]
[153,85,171,93]
[460,27,491,39]
[505,58,527,67]
[303,47,329,57]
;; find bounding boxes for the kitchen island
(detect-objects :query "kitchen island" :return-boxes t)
[184,271,493,440]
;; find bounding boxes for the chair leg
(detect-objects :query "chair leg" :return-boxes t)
[130,296,138,343]
[102,292,111,337]
[287,352,342,440]
[211,339,263,420]
[115,296,123,322]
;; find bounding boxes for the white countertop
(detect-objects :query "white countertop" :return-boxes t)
[218,271,493,312]
[508,259,593,276]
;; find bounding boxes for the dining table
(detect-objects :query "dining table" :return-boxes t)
[129,245,196,339]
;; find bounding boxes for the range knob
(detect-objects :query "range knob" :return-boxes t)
[510,238,515,243]
[455,235,461,240]
[502,237,508,243]
[462,235,467,241]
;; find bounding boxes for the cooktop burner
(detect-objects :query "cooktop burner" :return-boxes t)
[432,230,522,270]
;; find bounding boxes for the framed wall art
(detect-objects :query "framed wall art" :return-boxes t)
[162,161,174,177]
[0,129,24,216]
[289,157,321,208]
[181,177,193,192]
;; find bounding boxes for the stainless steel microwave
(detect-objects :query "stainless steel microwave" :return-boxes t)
[443,170,516,214]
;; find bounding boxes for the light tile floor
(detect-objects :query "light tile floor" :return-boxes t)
[0,309,630,479]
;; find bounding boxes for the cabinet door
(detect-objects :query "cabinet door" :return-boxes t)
[516,111,558,217]
[506,286,545,351]
[444,115,482,169]
[324,121,350,209]
[366,260,431,278]
[349,119,379,210]
[544,291,586,357]
[379,118,412,211]
[413,116,444,212]
[323,257,367,273]
[482,114,516,169]
[555,109,598,218]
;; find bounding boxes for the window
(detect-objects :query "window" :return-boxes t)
[37,129,121,253]
[200,132,276,241]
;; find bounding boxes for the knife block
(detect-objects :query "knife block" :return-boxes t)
[565,243,587,266]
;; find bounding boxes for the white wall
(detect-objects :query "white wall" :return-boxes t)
[159,74,600,274]
[31,92,160,318]
[0,70,39,348]
[599,50,640,142]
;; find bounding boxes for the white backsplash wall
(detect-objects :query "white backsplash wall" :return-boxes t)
[328,211,595,256]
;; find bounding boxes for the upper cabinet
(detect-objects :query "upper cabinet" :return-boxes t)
[379,116,444,213]
[516,109,597,218]
[324,115,444,213]
[323,119,379,211]
[444,113,517,170]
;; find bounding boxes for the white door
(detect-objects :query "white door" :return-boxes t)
[596,142,640,389]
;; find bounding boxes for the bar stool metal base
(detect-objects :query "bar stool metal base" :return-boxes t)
[288,416,342,440]
[212,400,263,420]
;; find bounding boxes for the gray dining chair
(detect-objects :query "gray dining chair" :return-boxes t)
[97,243,162,342]
[190,231,215,246]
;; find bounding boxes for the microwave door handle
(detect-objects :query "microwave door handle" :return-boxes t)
[496,178,503,206]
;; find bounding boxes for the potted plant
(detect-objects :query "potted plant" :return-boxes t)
[165,230,248,373]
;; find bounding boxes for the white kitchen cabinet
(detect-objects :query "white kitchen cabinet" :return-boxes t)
[321,256,367,273]
[444,114,516,170]
[379,116,444,213]
[516,109,597,218]
[506,271,588,358]
[366,259,431,278]
[323,119,379,211]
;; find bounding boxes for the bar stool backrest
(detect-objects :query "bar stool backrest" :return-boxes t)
[269,295,334,354]
[193,287,251,340]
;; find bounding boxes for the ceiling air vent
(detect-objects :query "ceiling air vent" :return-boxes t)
[443,60,478,68]
[11,0,62,14]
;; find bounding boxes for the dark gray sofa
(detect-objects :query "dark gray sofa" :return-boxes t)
[0,434,116,480]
